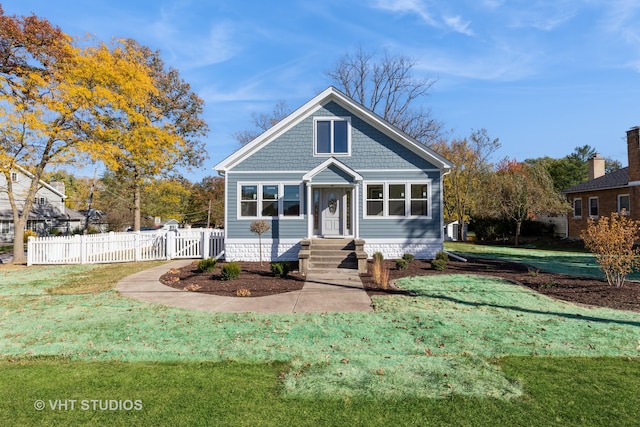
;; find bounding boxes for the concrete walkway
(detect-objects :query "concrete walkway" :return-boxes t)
[116,260,373,313]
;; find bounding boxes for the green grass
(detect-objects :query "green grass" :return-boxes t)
[0,357,638,426]
[445,241,640,280]
[2,252,640,424]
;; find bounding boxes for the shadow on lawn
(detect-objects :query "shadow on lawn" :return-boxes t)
[413,292,640,328]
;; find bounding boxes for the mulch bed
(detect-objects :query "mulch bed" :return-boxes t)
[160,257,640,312]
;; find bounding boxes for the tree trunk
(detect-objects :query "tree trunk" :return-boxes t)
[12,220,26,264]
[514,221,522,247]
[457,220,465,241]
[133,179,141,232]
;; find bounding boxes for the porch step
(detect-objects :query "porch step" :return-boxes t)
[307,239,358,270]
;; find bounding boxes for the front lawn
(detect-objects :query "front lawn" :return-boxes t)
[1,357,638,426]
[1,252,639,425]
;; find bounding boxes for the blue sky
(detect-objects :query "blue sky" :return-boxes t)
[4,0,640,181]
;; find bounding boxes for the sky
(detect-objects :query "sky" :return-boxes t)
[3,0,640,182]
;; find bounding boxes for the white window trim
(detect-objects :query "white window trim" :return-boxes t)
[618,194,630,215]
[572,198,582,219]
[363,181,432,219]
[237,182,304,220]
[313,116,352,157]
[588,196,599,218]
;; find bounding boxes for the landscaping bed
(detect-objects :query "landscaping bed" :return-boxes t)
[161,256,640,312]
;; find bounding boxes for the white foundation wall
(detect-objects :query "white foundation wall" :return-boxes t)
[224,240,300,262]
[363,240,443,260]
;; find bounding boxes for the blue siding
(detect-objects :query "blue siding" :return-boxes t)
[226,173,307,239]
[358,169,442,240]
[233,101,438,172]
[313,164,356,184]
[225,97,445,245]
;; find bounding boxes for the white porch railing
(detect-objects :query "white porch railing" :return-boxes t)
[26,228,224,266]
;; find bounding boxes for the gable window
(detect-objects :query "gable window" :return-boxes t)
[314,117,350,155]
[238,183,302,219]
[589,197,599,217]
[364,182,431,218]
[573,198,582,218]
[618,194,630,215]
[10,172,18,182]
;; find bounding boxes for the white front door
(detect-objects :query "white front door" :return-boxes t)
[321,189,343,236]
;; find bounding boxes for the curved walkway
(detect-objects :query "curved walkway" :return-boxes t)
[116,260,373,313]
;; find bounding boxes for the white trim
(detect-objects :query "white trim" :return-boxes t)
[226,170,308,175]
[214,86,453,173]
[618,193,630,215]
[313,116,351,157]
[629,181,640,187]
[237,181,304,220]
[362,180,432,219]
[358,168,441,173]
[572,197,582,219]
[588,196,599,218]
[303,157,363,182]
[225,238,301,244]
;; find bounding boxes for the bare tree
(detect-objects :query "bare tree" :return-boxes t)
[234,100,290,145]
[326,47,442,145]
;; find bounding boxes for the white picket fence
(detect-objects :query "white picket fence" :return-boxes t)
[26,228,225,266]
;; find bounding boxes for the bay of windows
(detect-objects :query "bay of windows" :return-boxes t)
[239,183,302,218]
[364,182,430,217]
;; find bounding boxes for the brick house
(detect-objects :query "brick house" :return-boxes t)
[564,127,640,238]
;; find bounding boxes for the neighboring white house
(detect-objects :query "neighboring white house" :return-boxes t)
[0,166,85,242]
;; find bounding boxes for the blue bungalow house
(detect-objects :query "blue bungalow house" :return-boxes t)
[214,87,452,271]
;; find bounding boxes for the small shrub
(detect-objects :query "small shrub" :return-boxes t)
[197,257,217,273]
[270,261,290,278]
[527,268,540,277]
[431,259,447,271]
[372,255,390,289]
[581,210,640,287]
[435,251,449,261]
[395,259,408,270]
[373,251,384,263]
[23,229,38,243]
[236,288,251,297]
[221,262,241,280]
[540,280,556,289]
[402,253,415,263]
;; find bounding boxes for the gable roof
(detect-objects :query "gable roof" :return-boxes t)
[563,167,629,194]
[214,86,452,173]
[302,157,363,183]
[10,165,67,199]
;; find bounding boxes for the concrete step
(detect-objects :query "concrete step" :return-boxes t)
[309,261,357,270]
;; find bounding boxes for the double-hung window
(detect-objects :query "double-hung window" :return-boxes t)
[261,185,278,216]
[589,197,599,217]
[364,182,430,218]
[618,194,630,215]
[314,117,350,155]
[239,183,302,218]
[573,198,582,218]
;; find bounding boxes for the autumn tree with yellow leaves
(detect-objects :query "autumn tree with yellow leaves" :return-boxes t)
[0,7,208,263]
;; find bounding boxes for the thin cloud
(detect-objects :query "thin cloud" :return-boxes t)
[371,0,474,35]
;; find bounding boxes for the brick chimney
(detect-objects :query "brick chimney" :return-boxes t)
[628,126,640,183]
[588,154,605,180]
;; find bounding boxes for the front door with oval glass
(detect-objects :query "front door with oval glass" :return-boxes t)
[321,189,343,236]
